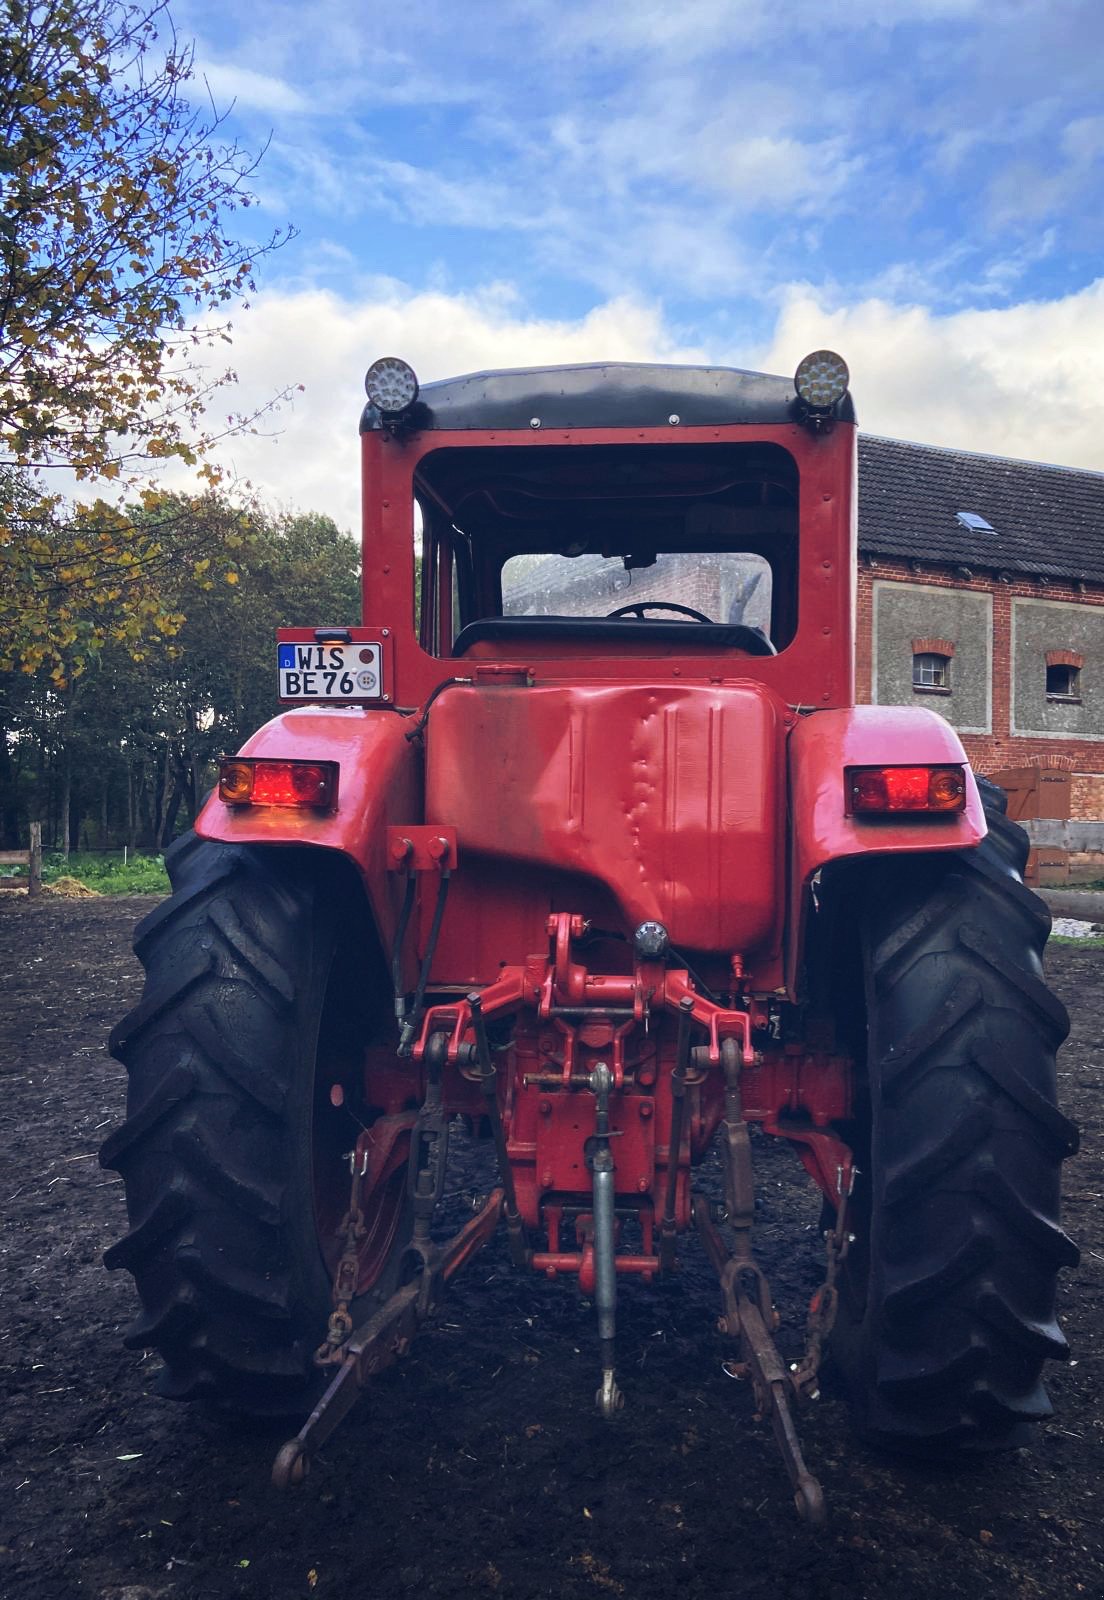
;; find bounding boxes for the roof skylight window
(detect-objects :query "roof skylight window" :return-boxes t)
[956,511,995,533]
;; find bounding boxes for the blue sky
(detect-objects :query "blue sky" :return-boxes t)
[167,0,1104,531]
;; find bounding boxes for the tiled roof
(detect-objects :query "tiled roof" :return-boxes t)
[858,435,1104,584]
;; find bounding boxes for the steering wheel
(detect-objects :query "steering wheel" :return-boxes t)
[605,600,714,623]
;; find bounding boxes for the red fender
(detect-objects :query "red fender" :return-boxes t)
[786,705,986,992]
[195,709,422,952]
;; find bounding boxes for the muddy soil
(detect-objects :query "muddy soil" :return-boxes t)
[0,895,1100,1600]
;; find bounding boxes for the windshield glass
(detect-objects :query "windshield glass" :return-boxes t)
[501,550,772,631]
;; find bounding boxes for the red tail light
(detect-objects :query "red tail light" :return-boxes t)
[218,757,338,811]
[847,764,966,815]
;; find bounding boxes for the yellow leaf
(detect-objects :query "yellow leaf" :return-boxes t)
[225,571,238,584]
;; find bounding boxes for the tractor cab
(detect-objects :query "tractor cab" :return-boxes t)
[358,356,857,710]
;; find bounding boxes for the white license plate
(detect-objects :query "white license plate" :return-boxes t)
[277,641,384,700]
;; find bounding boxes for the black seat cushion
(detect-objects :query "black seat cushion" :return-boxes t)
[451,616,776,656]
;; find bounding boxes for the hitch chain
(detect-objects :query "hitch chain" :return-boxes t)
[792,1171,855,1398]
[315,1149,369,1367]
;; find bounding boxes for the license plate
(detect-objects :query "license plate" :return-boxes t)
[277,641,384,701]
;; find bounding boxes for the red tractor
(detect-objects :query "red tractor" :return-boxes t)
[102,352,1078,1522]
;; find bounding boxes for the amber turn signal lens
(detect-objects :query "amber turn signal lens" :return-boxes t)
[218,757,338,810]
[847,764,967,815]
[218,759,255,804]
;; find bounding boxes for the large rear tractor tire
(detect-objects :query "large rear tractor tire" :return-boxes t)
[101,833,413,1416]
[830,780,1080,1452]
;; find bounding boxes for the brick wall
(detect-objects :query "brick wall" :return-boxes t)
[858,557,1104,820]
[1072,774,1104,818]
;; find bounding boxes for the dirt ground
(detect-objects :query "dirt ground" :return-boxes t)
[0,895,1100,1600]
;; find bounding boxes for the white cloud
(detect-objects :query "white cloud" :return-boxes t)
[152,277,1104,540]
[176,286,709,531]
[193,61,308,115]
[757,280,1104,469]
[708,134,862,211]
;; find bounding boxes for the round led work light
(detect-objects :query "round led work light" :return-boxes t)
[364,356,420,415]
[794,350,849,410]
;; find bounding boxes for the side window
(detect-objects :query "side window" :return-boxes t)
[912,637,954,694]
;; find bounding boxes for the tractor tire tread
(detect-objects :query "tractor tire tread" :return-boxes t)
[832,785,1079,1453]
[102,840,331,1411]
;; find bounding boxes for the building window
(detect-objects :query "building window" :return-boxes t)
[1045,649,1084,704]
[1046,663,1081,701]
[913,652,951,693]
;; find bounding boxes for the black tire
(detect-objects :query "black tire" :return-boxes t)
[829,779,1080,1452]
[101,833,413,1415]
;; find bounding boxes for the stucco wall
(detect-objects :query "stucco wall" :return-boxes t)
[1011,597,1104,741]
[872,580,992,733]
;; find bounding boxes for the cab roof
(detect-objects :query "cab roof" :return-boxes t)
[359,360,857,434]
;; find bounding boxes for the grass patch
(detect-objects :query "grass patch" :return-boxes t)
[0,851,170,895]
[1048,934,1104,948]
[48,852,170,894]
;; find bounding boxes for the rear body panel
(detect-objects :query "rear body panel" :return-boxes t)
[426,680,788,961]
[198,693,985,1001]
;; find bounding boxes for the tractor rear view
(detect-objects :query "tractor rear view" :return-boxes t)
[102,353,1079,1522]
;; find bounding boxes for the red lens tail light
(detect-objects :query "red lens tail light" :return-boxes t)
[847,764,967,815]
[218,758,338,811]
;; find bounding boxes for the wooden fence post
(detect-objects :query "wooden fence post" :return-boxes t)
[28,822,42,898]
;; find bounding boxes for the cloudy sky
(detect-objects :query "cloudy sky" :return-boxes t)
[170,0,1104,533]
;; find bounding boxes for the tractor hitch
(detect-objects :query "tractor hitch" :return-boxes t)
[272,1189,505,1488]
[694,1198,826,1527]
[691,1037,829,1527]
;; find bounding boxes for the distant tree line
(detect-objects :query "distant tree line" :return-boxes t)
[0,0,312,856]
[0,492,360,852]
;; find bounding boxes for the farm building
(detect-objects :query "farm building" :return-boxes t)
[857,436,1104,880]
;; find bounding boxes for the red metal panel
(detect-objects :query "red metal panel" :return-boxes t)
[534,1092,655,1196]
[425,680,788,958]
[195,708,421,952]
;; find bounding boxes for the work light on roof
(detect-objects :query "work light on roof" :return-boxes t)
[364,356,419,415]
[794,350,849,410]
